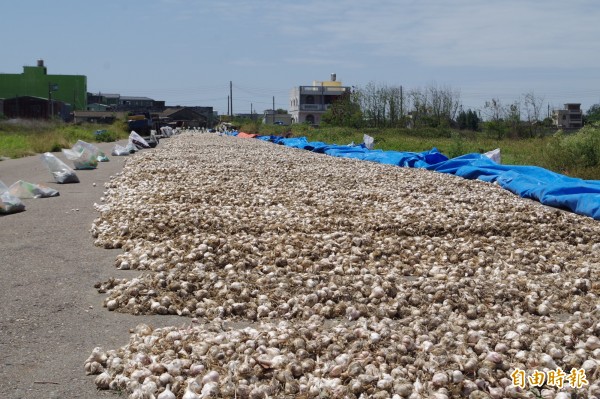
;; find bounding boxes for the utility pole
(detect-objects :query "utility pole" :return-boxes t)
[272,96,275,124]
[47,83,58,119]
[227,96,230,116]
[229,81,233,117]
[400,85,404,118]
[48,84,52,119]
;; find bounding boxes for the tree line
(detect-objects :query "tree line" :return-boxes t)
[322,82,472,130]
[322,81,600,138]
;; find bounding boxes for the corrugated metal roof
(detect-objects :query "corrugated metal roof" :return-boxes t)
[160,107,185,116]
[73,111,127,118]
[120,96,154,101]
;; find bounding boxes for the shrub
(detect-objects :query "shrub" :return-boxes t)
[447,132,467,158]
[94,129,121,142]
[543,125,600,174]
[563,125,600,167]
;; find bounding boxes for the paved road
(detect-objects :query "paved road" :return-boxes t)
[0,141,183,398]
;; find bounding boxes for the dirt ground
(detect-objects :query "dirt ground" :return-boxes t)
[0,141,184,398]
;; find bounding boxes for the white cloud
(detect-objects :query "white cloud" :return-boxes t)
[251,0,600,69]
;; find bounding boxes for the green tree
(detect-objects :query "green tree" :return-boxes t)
[456,109,479,131]
[456,109,467,129]
[585,104,600,124]
[466,109,480,131]
[321,92,363,128]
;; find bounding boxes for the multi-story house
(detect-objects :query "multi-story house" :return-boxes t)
[0,59,87,113]
[553,103,583,129]
[289,74,351,125]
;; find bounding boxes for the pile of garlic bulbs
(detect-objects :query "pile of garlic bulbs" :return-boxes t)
[88,133,600,398]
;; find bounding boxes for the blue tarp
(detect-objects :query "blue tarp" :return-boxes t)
[252,134,600,220]
[361,148,448,168]
[256,135,278,142]
[425,154,600,220]
[324,145,370,159]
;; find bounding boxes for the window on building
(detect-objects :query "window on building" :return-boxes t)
[306,95,315,104]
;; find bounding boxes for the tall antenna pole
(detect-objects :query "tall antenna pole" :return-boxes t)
[227,96,230,116]
[400,85,404,117]
[230,81,233,117]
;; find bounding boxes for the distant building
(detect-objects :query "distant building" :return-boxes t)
[289,73,351,125]
[553,103,583,129]
[87,103,113,112]
[189,106,216,126]
[263,109,292,125]
[0,60,87,112]
[159,106,214,128]
[119,96,155,109]
[72,111,127,124]
[3,96,71,120]
[87,93,166,113]
[87,93,120,108]
[235,113,260,120]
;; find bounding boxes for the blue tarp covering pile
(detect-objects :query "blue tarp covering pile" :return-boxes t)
[425,153,600,219]
[252,134,600,220]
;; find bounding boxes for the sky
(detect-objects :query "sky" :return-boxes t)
[2,0,600,117]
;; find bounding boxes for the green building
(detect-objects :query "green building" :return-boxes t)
[0,60,87,111]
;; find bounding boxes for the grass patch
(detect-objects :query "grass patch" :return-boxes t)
[0,119,129,159]
[255,125,600,180]
[0,134,34,158]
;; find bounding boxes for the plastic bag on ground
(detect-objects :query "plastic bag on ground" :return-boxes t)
[160,126,173,137]
[0,180,26,214]
[40,152,80,183]
[484,148,501,164]
[363,134,375,150]
[62,147,98,170]
[129,131,150,149]
[72,140,109,162]
[8,180,59,199]
[144,131,159,148]
[111,144,130,156]
[125,140,138,153]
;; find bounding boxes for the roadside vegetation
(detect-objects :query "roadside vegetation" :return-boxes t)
[0,118,129,159]
[237,82,600,180]
[2,82,599,180]
[235,123,600,180]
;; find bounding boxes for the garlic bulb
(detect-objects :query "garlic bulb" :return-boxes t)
[94,371,111,390]
[157,384,176,399]
[85,133,600,398]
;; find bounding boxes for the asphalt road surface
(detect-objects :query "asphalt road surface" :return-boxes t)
[0,141,183,398]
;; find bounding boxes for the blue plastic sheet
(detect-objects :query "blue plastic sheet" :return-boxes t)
[324,145,370,159]
[254,134,600,220]
[424,154,600,219]
[277,137,310,149]
[256,135,278,142]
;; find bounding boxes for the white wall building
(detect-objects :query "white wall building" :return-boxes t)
[289,74,351,125]
[553,103,583,129]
